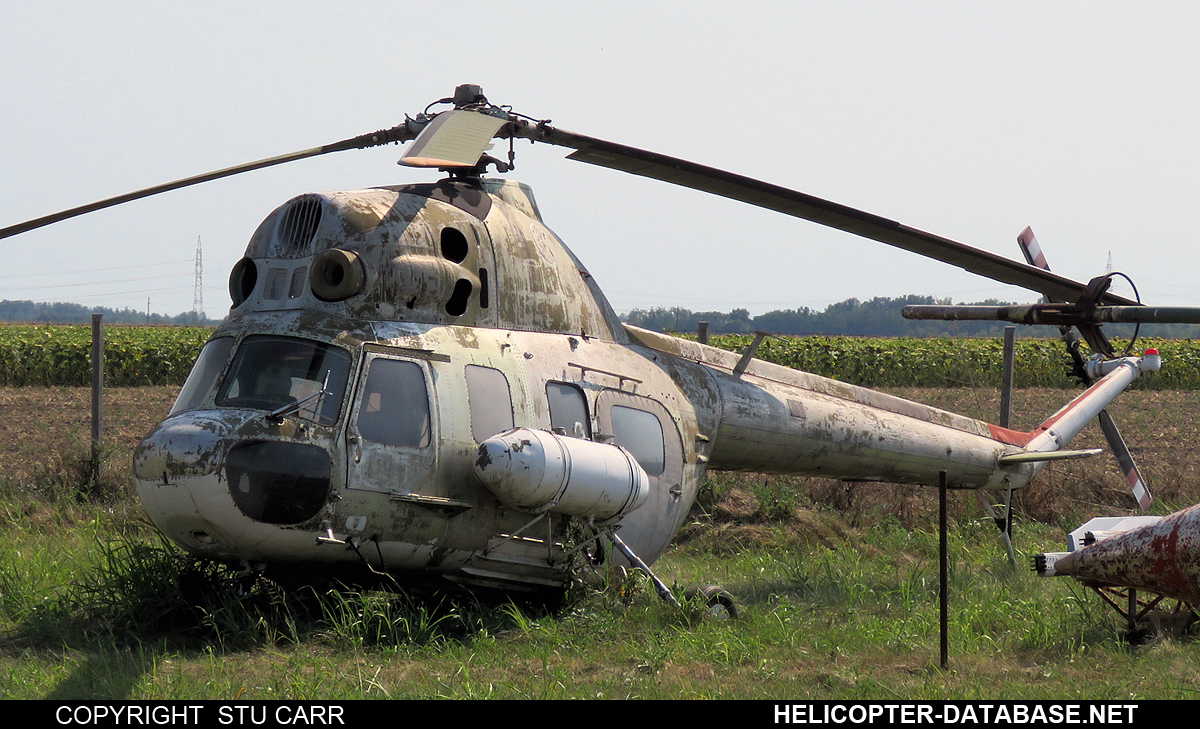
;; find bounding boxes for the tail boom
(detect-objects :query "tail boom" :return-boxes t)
[625,325,1159,492]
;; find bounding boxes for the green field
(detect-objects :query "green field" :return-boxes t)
[0,324,210,387]
[704,333,1200,389]
[3,323,1199,389]
[2,327,1198,699]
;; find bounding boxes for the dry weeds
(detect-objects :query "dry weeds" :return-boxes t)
[0,386,177,499]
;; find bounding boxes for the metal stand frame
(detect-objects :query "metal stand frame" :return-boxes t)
[1090,586,1172,632]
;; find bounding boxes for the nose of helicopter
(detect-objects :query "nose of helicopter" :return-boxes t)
[134,411,240,555]
[133,410,333,558]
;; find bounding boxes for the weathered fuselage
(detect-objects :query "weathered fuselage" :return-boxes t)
[135,177,1058,593]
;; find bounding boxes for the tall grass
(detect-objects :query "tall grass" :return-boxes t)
[4,501,1199,699]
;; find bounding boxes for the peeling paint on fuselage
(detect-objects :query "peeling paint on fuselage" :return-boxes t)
[137,178,1041,594]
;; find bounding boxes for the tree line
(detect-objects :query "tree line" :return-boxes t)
[0,300,222,327]
[622,295,1200,339]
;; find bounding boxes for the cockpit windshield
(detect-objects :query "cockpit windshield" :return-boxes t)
[216,335,352,425]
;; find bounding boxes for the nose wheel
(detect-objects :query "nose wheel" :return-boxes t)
[687,584,739,620]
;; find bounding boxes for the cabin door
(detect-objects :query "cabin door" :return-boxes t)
[343,350,439,498]
[594,389,685,562]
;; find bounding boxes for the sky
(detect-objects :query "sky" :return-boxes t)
[3,2,1199,319]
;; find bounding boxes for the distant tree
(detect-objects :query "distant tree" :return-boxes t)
[621,295,1076,337]
[0,300,224,326]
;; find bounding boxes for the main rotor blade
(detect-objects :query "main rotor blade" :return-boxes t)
[0,124,422,241]
[528,125,1137,306]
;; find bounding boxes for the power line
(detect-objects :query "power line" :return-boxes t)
[0,272,192,292]
[0,258,191,279]
[31,285,197,301]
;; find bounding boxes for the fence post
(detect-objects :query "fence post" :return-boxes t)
[91,313,104,486]
[1000,325,1016,428]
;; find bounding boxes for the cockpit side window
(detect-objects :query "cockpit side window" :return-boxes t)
[215,336,351,425]
[355,359,431,448]
[171,336,235,414]
[546,382,590,438]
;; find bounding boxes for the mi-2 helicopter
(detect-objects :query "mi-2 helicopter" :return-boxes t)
[5,84,1197,606]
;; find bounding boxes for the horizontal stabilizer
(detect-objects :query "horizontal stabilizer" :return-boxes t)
[1065,514,1163,552]
[997,448,1102,466]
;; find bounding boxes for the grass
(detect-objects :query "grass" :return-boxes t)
[5,497,1200,699]
[4,385,1200,699]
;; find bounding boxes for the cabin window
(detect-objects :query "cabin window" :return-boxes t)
[356,359,431,448]
[466,365,513,442]
[610,405,665,476]
[546,382,590,438]
[215,336,351,425]
[171,336,235,414]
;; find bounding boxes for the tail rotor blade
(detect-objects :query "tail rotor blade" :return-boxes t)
[1098,409,1152,511]
[1016,226,1049,272]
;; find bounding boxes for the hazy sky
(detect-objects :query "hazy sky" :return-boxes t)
[3,2,1198,318]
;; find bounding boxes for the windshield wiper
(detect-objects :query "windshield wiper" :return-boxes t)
[266,370,331,423]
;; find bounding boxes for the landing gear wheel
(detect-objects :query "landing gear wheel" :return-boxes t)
[688,584,739,620]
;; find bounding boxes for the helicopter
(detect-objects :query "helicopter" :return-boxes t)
[5,84,1198,608]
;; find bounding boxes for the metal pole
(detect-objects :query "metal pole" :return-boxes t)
[993,327,1019,571]
[91,313,104,486]
[1000,326,1016,428]
[939,469,949,670]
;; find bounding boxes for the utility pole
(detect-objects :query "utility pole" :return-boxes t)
[193,236,205,325]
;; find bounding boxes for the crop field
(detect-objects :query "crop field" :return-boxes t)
[0,325,210,387]
[5,323,1200,388]
[3,329,1200,700]
[704,333,1200,389]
